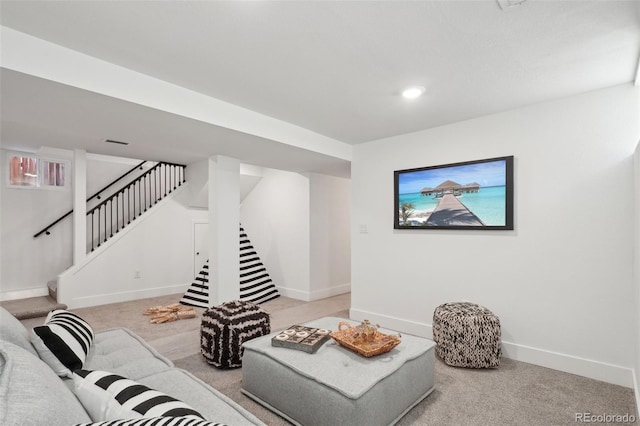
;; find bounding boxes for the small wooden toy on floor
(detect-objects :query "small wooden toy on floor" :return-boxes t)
[143,303,196,323]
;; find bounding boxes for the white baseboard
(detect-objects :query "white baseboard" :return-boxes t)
[64,283,190,309]
[277,283,351,302]
[276,287,311,301]
[309,283,351,301]
[501,340,633,388]
[350,308,433,338]
[349,308,633,388]
[0,287,49,301]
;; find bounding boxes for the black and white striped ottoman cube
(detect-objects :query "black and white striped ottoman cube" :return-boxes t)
[201,300,270,369]
[432,302,501,368]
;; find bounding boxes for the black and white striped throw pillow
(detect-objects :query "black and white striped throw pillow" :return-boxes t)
[72,370,204,422]
[74,417,227,426]
[31,309,94,377]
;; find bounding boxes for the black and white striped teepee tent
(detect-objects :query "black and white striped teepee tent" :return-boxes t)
[238,225,280,304]
[179,260,210,308]
[180,225,280,308]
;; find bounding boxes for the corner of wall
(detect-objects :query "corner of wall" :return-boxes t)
[634,140,640,416]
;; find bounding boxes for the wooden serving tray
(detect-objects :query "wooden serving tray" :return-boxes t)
[330,321,401,358]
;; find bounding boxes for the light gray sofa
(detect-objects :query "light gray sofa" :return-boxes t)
[0,306,265,425]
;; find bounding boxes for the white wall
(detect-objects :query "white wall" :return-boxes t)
[1,169,72,295]
[241,168,352,301]
[309,173,351,299]
[188,160,268,209]
[58,188,194,308]
[241,168,311,299]
[351,83,639,387]
[189,164,352,301]
[0,150,137,298]
[185,159,209,209]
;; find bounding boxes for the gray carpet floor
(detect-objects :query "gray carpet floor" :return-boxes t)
[19,293,637,425]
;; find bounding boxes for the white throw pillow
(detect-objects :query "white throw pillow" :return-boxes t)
[71,369,204,422]
[31,309,95,377]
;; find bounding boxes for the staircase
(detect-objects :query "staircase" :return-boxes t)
[85,161,185,252]
[0,290,66,320]
[47,280,58,300]
[35,161,187,303]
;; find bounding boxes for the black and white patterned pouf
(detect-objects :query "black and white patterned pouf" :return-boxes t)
[432,302,501,368]
[201,300,270,368]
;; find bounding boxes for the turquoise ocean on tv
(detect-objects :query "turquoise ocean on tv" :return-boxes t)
[399,185,507,226]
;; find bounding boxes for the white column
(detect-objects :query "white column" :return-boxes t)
[73,149,87,265]
[208,155,240,305]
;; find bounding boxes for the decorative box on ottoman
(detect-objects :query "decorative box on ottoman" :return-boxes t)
[201,300,270,368]
[432,302,501,368]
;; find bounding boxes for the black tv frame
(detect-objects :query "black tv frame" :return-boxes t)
[394,156,514,230]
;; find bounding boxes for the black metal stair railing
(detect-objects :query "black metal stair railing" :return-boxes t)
[87,162,186,252]
[34,160,148,238]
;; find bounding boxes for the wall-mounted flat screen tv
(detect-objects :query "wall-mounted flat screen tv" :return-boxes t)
[394,156,514,230]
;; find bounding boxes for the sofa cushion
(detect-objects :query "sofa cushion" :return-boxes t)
[71,369,204,421]
[84,328,173,380]
[0,341,92,425]
[31,309,95,377]
[0,306,39,357]
[74,417,228,426]
[139,368,265,425]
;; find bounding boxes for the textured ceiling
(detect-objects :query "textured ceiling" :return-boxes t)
[1,1,638,174]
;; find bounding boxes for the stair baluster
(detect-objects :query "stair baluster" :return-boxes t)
[35,162,186,252]
[82,162,186,252]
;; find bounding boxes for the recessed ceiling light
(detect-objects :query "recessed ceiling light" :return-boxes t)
[402,86,425,99]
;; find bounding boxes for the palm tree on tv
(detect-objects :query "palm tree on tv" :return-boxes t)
[400,202,415,224]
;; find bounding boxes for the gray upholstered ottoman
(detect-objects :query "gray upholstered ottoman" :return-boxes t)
[241,317,435,426]
[432,302,501,368]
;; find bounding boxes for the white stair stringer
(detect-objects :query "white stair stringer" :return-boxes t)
[56,183,190,309]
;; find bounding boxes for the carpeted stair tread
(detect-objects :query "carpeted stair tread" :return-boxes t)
[0,296,67,320]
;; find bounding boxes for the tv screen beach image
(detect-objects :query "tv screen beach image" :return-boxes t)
[395,157,512,229]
